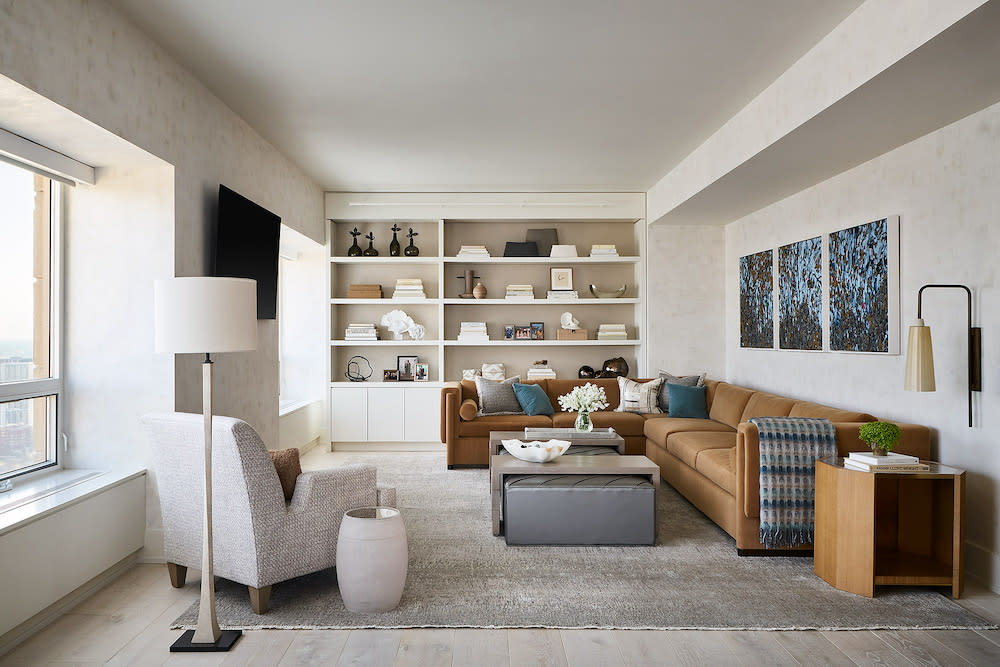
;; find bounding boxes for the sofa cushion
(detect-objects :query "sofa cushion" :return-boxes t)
[666,431,738,468]
[708,383,755,428]
[552,410,646,437]
[459,398,478,421]
[696,447,736,496]
[512,383,554,416]
[475,375,523,415]
[667,384,709,419]
[788,401,875,422]
[657,371,705,412]
[616,377,663,414]
[740,393,796,423]
[458,414,553,437]
[643,417,735,444]
[545,379,621,411]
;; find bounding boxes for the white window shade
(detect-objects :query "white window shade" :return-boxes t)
[0,126,95,186]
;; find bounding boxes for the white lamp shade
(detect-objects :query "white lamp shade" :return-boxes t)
[904,318,935,392]
[154,277,257,354]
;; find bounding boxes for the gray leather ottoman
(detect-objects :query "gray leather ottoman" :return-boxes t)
[503,474,655,545]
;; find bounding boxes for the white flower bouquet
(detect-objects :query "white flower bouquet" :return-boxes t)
[557,383,609,413]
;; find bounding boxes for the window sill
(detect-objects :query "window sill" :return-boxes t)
[0,467,145,537]
[279,398,319,417]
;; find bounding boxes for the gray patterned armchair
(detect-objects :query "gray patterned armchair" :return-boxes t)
[141,412,395,613]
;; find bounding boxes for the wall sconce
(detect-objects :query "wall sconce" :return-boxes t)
[904,284,982,427]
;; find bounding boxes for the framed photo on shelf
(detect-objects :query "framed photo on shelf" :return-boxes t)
[383,369,398,382]
[414,363,429,382]
[550,267,573,291]
[514,326,532,340]
[530,322,544,340]
[503,325,515,340]
[397,355,418,381]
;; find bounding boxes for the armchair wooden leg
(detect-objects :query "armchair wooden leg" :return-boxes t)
[166,562,187,588]
[248,585,271,614]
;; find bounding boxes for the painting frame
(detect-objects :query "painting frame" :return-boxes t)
[414,363,429,382]
[739,249,774,349]
[397,355,418,381]
[778,236,822,351]
[530,322,544,340]
[550,267,574,291]
[383,369,398,382]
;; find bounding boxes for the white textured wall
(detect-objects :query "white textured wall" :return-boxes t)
[646,225,726,380]
[726,101,1000,589]
[0,0,324,449]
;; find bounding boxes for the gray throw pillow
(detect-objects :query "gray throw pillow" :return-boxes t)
[475,375,523,416]
[657,371,706,413]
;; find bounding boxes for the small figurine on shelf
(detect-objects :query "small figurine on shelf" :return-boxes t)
[389,223,402,256]
[404,228,420,256]
[348,227,362,256]
[363,231,379,256]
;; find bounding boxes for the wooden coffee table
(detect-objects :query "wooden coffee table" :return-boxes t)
[489,449,659,536]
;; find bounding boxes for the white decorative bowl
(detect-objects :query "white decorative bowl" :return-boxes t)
[501,439,571,463]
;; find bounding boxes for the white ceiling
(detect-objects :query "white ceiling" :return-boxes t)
[108,0,862,192]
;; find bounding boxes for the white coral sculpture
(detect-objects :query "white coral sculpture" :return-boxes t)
[381,309,414,340]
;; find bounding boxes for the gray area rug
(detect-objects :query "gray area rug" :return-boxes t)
[175,452,993,631]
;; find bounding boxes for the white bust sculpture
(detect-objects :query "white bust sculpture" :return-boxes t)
[560,312,580,330]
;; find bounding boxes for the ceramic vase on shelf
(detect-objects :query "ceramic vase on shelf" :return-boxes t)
[575,409,593,432]
[473,282,487,299]
[404,228,419,256]
[363,232,379,256]
[389,223,401,257]
[348,227,363,257]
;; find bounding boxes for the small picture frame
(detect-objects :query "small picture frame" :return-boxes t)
[550,267,574,291]
[383,369,398,382]
[530,322,544,340]
[503,325,515,340]
[414,363,429,381]
[397,355,418,381]
[514,326,532,340]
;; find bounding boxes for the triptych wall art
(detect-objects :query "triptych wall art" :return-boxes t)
[739,217,899,354]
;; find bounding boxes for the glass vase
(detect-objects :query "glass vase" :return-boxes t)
[575,409,593,432]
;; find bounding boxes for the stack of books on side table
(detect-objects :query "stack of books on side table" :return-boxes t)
[392,278,426,299]
[345,323,379,341]
[457,322,489,342]
[546,290,579,300]
[457,244,490,258]
[347,284,383,299]
[597,324,628,340]
[844,451,929,472]
[590,244,619,258]
[505,284,535,300]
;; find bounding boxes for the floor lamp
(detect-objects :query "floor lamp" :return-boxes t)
[154,276,257,651]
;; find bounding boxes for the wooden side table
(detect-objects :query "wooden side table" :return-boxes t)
[814,457,965,598]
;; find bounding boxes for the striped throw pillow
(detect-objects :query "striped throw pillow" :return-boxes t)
[616,377,664,414]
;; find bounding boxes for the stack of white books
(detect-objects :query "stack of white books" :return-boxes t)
[546,290,579,300]
[392,278,426,299]
[590,244,619,258]
[526,365,557,380]
[597,324,628,340]
[844,451,929,472]
[344,323,378,341]
[457,244,490,258]
[505,284,535,300]
[457,322,489,342]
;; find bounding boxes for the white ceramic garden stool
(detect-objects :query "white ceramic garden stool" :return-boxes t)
[336,507,408,612]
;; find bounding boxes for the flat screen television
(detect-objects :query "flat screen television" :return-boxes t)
[214,185,280,319]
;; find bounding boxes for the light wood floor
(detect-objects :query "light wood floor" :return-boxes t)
[4,448,1000,666]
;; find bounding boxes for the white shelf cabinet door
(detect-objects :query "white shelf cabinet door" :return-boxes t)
[330,386,368,442]
[367,387,405,441]
[403,386,441,442]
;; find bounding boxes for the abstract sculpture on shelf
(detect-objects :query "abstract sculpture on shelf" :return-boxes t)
[381,309,425,341]
[589,284,627,299]
[345,355,373,382]
[597,357,629,378]
[347,227,362,257]
[389,223,402,256]
[560,312,580,329]
[363,231,379,256]
[578,365,596,379]
[456,269,481,298]
[404,228,419,256]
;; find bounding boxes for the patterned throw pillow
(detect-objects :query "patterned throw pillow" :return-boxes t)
[475,375,523,415]
[657,371,706,412]
[616,377,664,414]
[481,363,506,381]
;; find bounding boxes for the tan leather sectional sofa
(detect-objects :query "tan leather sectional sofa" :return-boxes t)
[442,376,932,552]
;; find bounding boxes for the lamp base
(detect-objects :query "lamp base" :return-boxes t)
[170,629,242,652]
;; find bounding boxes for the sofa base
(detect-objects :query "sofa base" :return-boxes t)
[447,464,487,470]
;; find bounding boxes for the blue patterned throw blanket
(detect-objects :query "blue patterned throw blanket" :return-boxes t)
[750,416,837,548]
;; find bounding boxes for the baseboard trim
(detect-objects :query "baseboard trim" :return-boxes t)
[332,442,445,452]
[298,436,322,456]
[0,550,140,658]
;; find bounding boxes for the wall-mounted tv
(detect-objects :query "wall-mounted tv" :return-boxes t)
[214,185,280,319]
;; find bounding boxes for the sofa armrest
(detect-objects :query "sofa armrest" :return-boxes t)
[736,420,933,520]
[289,464,376,514]
[441,382,461,445]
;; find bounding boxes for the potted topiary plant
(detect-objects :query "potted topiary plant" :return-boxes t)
[858,421,902,456]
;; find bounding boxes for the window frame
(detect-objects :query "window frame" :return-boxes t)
[0,177,63,482]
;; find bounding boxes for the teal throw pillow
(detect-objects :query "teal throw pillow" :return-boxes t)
[512,382,555,416]
[667,383,709,419]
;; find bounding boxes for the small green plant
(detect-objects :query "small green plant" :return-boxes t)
[859,421,902,454]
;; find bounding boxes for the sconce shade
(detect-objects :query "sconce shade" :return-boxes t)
[904,318,935,392]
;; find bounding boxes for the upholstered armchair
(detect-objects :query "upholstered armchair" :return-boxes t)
[141,412,395,613]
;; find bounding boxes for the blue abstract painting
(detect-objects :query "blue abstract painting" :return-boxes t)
[739,249,773,348]
[779,237,822,350]
[829,219,889,352]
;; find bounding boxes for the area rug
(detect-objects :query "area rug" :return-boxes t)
[174,452,993,631]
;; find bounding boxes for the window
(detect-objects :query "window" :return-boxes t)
[0,161,60,481]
